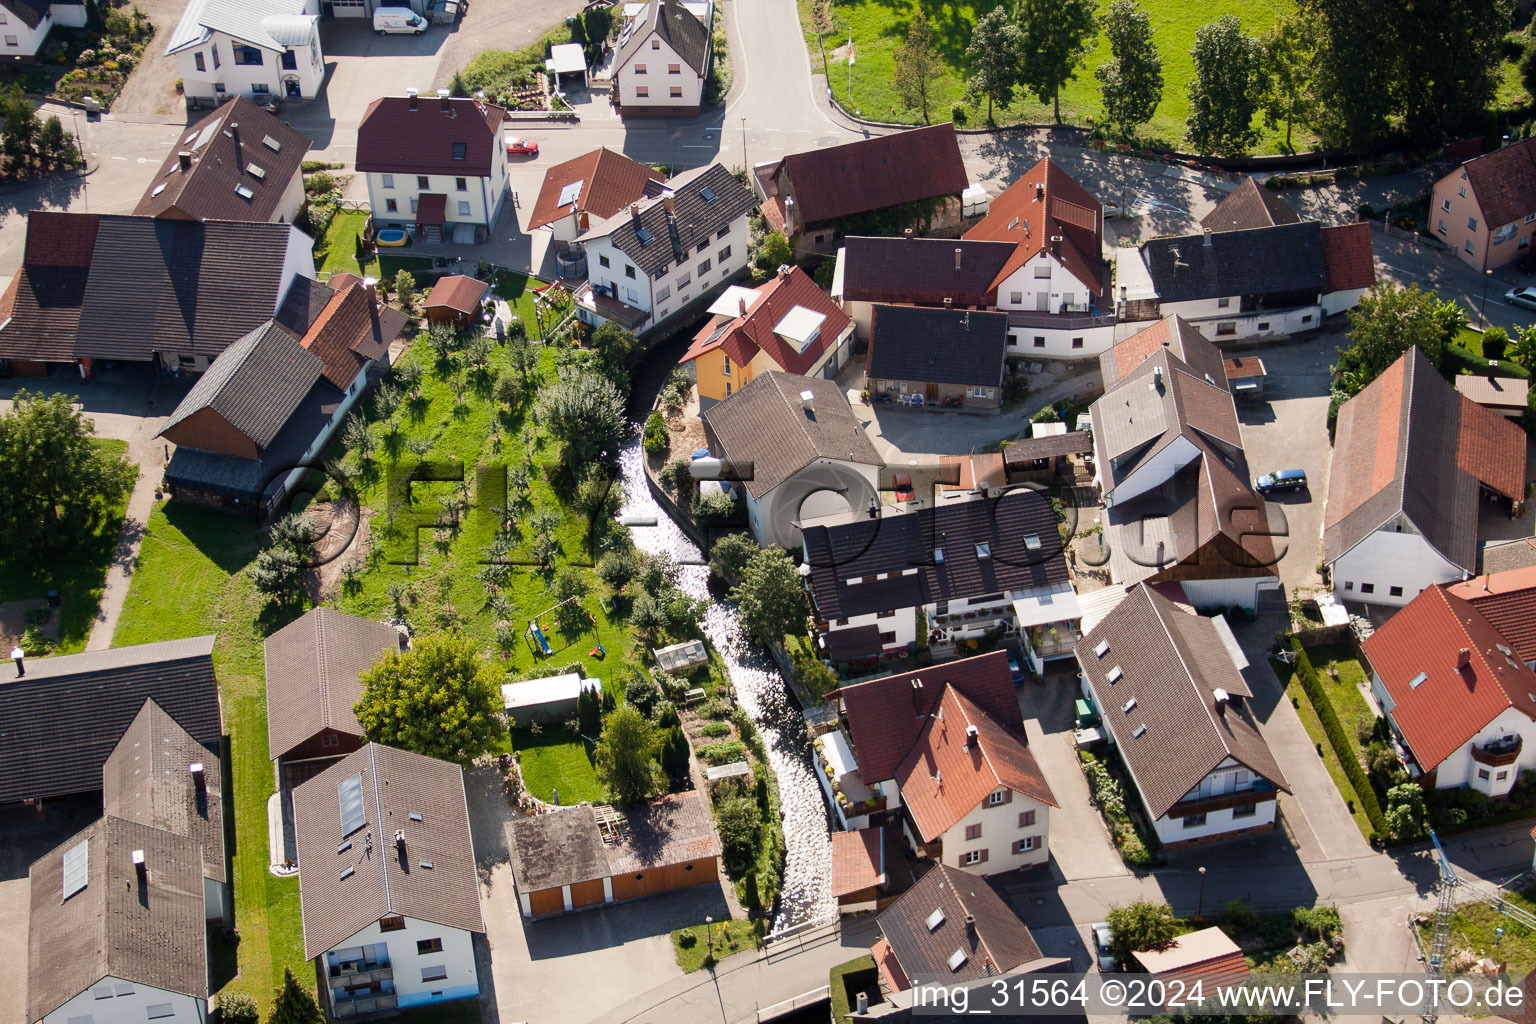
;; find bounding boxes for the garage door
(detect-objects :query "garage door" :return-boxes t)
[569,878,606,908]
[528,887,564,916]
[331,0,366,16]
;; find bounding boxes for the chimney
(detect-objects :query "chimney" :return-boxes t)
[965,913,976,932]
[1153,364,1163,388]
[1457,647,1472,670]
[856,993,870,1014]
[911,677,925,716]
[1484,574,1492,591]
[964,724,978,748]
[800,389,815,413]
[1213,688,1229,711]
[1203,228,1213,247]
[394,830,407,854]
[362,276,379,305]
[177,151,192,171]
[578,210,589,230]
[777,263,792,277]
[662,193,675,216]
[437,87,451,114]
[738,296,748,316]
[189,762,205,788]
[406,86,419,111]
[954,247,962,272]
[132,849,146,881]
[1034,183,1044,202]
[962,310,970,330]
[629,202,640,220]
[229,121,239,147]
[903,227,913,238]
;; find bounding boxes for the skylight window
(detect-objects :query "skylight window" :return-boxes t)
[1409,671,1427,690]
[1024,534,1042,550]
[234,184,255,200]
[975,543,991,559]
[452,141,467,161]
[1094,640,1110,658]
[1123,698,1137,714]
[262,134,282,151]
[151,183,167,196]
[246,163,266,179]
[409,812,423,822]
[635,227,653,246]
[338,773,366,836]
[926,908,945,932]
[700,186,716,203]
[419,860,434,870]
[1106,666,1122,684]
[948,949,969,971]
[339,865,355,880]
[61,838,88,900]
[1132,723,1147,738]
[337,840,352,854]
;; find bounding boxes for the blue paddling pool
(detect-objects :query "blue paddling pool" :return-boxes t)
[377,228,407,247]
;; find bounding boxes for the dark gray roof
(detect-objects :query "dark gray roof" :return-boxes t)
[28,816,208,1022]
[293,743,483,959]
[507,804,607,892]
[878,864,1047,983]
[263,607,402,761]
[1073,585,1287,819]
[0,637,221,805]
[103,698,227,885]
[866,305,1008,388]
[616,0,710,76]
[2,0,46,29]
[1140,222,1324,303]
[702,371,882,500]
[1199,177,1301,233]
[160,320,322,450]
[1001,430,1092,465]
[803,489,1070,621]
[838,236,1015,306]
[596,163,756,278]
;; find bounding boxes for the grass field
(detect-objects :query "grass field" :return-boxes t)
[800,0,1298,151]
[671,919,759,972]
[506,726,604,804]
[1416,885,1536,973]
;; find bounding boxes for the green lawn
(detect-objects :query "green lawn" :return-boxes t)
[113,502,308,1012]
[800,0,1297,152]
[671,919,759,972]
[1446,328,1531,381]
[830,956,881,1022]
[505,726,603,804]
[0,438,134,655]
[1416,885,1536,973]
[1280,659,1375,840]
[316,210,370,277]
[1302,642,1377,746]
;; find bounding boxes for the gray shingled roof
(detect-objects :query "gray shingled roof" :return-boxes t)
[102,698,227,886]
[0,637,221,805]
[507,804,607,892]
[867,305,1009,388]
[263,607,402,762]
[159,320,322,450]
[838,235,1014,306]
[616,0,710,76]
[878,864,1047,983]
[593,163,756,279]
[1140,222,1324,303]
[28,816,208,1022]
[293,743,484,959]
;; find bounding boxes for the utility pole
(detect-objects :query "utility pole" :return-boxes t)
[740,117,747,174]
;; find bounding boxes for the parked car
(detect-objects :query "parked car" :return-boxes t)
[252,96,281,115]
[1091,922,1117,971]
[506,136,539,157]
[1506,286,1536,311]
[374,6,428,33]
[1007,651,1024,684]
[1253,469,1307,495]
[892,472,915,503]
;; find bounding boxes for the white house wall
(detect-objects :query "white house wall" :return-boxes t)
[1157,298,1323,342]
[1006,322,1115,360]
[1179,576,1277,613]
[615,35,704,109]
[326,916,478,1011]
[279,226,318,302]
[0,6,56,56]
[936,790,1050,875]
[993,254,1097,317]
[1101,433,1200,507]
[275,169,305,223]
[583,216,750,328]
[176,29,324,105]
[368,165,508,232]
[1150,797,1276,845]
[1330,523,1466,606]
[42,978,207,1024]
[1404,705,1536,793]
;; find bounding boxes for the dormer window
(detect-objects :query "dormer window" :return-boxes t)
[452,142,466,161]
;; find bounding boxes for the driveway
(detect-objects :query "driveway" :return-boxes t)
[111,0,202,116]
[428,0,588,92]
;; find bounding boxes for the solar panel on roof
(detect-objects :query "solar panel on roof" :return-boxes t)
[338,773,366,836]
[62,838,88,900]
[558,179,583,207]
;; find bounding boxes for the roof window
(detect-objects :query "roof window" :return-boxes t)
[338,773,366,835]
[246,162,266,179]
[975,543,991,559]
[1122,698,1136,714]
[1132,723,1147,739]
[948,949,969,971]
[1024,535,1041,550]
[234,184,255,200]
[701,186,716,203]
[262,134,281,151]
[1106,666,1122,685]
[926,908,945,932]
[1409,671,1427,690]
[61,838,88,900]
[636,227,653,246]
[1094,639,1110,658]
[452,141,467,161]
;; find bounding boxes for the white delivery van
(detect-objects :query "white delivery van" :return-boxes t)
[374,7,428,33]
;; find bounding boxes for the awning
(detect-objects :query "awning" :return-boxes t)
[415,192,447,227]
[1012,589,1083,628]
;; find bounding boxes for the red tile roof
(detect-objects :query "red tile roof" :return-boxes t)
[356,95,507,178]
[760,194,787,235]
[1460,137,1536,230]
[1133,927,1250,990]
[1362,584,1536,772]
[1321,223,1376,293]
[830,826,884,898]
[963,157,1104,297]
[679,266,850,376]
[1457,391,1528,502]
[527,148,665,231]
[773,123,967,228]
[415,192,448,227]
[424,274,489,314]
[1449,565,1536,663]
[871,937,910,992]
[298,281,403,390]
[25,210,99,266]
[837,651,1020,784]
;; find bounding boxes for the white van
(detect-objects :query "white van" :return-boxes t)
[373,7,428,34]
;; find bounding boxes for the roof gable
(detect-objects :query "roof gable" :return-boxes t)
[616,0,711,75]
[1458,137,1536,228]
[263,608,402,760]
[1141,222,1324,303]
[527,147,666,230]
[356,96,507,178]
[681,265,850,376]
[776,123,968,227]
[1199,177,1301,232]
[963,157,1104,296]
[158,320,321,450]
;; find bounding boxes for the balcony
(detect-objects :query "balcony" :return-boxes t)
[1005,309,1116,331]
[1026,624,1081,659]
[332,994,399,1018]
[576,283,649,330]
[1470,735,1522,768]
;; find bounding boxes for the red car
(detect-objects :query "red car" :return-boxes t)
[505,136,539,157]
[892,472,915,502]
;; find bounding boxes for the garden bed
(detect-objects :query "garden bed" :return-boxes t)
[1079,749,1161,866]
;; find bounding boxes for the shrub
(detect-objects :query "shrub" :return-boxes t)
[624,673,665,717]
[950,101,967,125]
[1290,640,1388,836]
[1225,898,1259,934]
[215,991,260,1024]
[699,739,747,765]
[1292,904,1342,942]
[702,720,731,738]
[663,457,696,500]
[714,794,761,867]
[643,410,669,455]
[1482,326,1509,360]
[692,489,736,525]
[709,532,759,587]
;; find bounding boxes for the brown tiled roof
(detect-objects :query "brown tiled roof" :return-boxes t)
[1450,564,1536,662]
[895,688,1057,842]
[424,274,490,314]
[263,608,401,762]
[298,281,403,390]
[871,937,910,992]
[963,157,1104,298]
[1320,223,1376,292]
[592,163,757,278]
[1481,537,1536,576]
[1073,585,1287,819]
[878,864,1045,983]
[293,743,483,959]
[1223,354,1266,381]
[702,371,881,499]
[0,636,221,805]
[102,698,227,885]
[775,123,967,228]
[830,826,884,898]
[837,235,1015,306]
[1000,431,1091,465]
[1199,177,1301,232]
[1362,584,1536,771]
[1134,926,1250,989]
[158,320,322,451]
[681,266,851,377]
[1456,374,1529,409]
[356,95,507,178]
[1457,391,1527,501]
[605,791,722,875]
[1097,315,1227,388]
[1460,137,1536,229]
[837,651,1020,784]
[506,804,607,892]
[28,816,208,1022]
[416,192,448,227]
[526,147,665,231]
[134,97,312,222]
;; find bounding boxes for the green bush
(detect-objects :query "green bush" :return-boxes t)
[1225,898,1259,934]
[663,457,696,500]
[1483,326,1509,360]
[643,410,669,455]
[714,794,761,867]
[214,991,259,1024]
[1292,904,1342,941]
[701,720,731,738]
[692,489,736,525]
[1290,640,1388,836]
[699,739,747,765]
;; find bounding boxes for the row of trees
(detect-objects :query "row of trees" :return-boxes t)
[1,87,79,178]
[897,0,1516,154]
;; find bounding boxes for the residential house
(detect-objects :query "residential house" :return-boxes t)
[134,97,311,223]
[872,863,1064,998]
[1089,315,1281,611]
[27,817,209,1024]
[1199,177,1300,233]
[1324,347,1527,606]
[263,607,405,768]
[831,234,1015,340]
[831,827,887,913]
[0,0,85,60]
[1075,584,1289,847]
[829,652,1056,873]
[423,274,489,331]
[102,699,229,922]
[760,123,968,256]
[166,0,324,106]
[866,305,1008,410]
[293,743,485,1017]
[940,451,1009,494]
[526,147,666,244]
[1133,927,1250,990]
[801,488,1076,671]
[0,211,313,376]
[1431,137,1536,271]
[575,162,755,332]
[1361,567,1536,793]
[680,264,855,410]
[1457,373,1530,421]
[506,792,722,917]
[358,91,511,243]
[160,274,408,507]
[611,0,711,118]
[700,371,883,547]
[1116,221,1374,341]
[0,636,222,807]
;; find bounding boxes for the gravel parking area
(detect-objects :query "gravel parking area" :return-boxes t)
[429,0,588,91]
[112,0,199,117]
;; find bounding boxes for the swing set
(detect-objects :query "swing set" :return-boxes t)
[526,596,595,657]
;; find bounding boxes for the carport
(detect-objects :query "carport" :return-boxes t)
[547,43,589,91]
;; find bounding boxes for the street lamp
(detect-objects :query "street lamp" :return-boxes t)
[1196,866,1207,920]
[740,117,747,174]
[1481,268,1496,328]
[704,915,714,960]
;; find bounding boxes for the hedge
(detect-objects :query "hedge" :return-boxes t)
[1289,639,1388,837]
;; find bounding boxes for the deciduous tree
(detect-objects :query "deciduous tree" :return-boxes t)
[594,704,660,806]
[1333,283,1445,398]
[353,633,505,765]
[708,532,760,587]
[1105,901,1179,966]
[729,547,805,644]
[1184,15,1266,155]
[535,370,627,467]
[965,6,1022,123]
[1016,0,1099,124]
[1095,0,1162,138]
[1257,11,1317,152]
[892,9,942,124]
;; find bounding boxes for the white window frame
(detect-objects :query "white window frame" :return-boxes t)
[963,850,983,865]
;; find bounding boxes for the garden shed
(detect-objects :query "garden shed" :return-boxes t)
[546,43,589,91]
[501,672,600,728]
